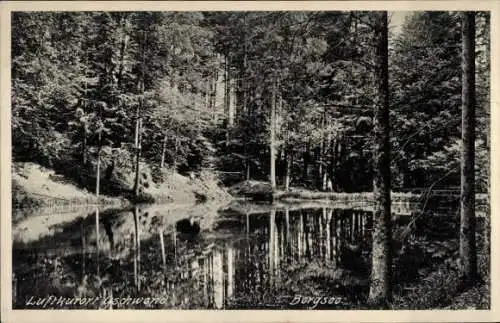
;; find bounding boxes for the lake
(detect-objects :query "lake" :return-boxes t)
[12,200,419,309]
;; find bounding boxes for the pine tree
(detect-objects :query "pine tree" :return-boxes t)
[459,11,478,284]
[367,11,392,307]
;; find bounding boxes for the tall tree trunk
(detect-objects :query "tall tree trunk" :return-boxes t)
[224,55,231,146]
[159,229,166,269]
[270,75,277,189]
[283,99,290,190]
[173,128,179,170]
[285,149,291,191]
[133,102,142,197]
[368,11,392,307]
[95,83,102,200]
[133,29,146,198]
[319,109,326,190]
[160,133,167,168]
[242,17,250,181]
[328,138,336,191]
[82,126,87,164]
[229,68,236,126]
[242,14,248,117]
[210,71,215,121]
[303,142,310,182]
[211,68,218,120]
[459,11,477,284]
[482,12,490,255]
[82,54,88,165]
[323,132,331,191]
[225,54,231,122]
[205,78,210,110]
[225,56,230,124]
[117,15,129,90]
[246,160,251,181]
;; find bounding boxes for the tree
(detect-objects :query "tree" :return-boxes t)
[11,11,488,217]
[389,12,462,189]
[12,13,87,167]
[459,11,477,284]
[368,11,392,307]
[270,73,277,189]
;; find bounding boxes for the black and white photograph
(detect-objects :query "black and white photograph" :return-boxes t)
[2,1,498,320]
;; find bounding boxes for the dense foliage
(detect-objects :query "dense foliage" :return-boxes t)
[11,11,490,193]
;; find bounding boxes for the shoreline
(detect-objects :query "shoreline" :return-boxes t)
[13,174,488,212]
[12,162,231,211]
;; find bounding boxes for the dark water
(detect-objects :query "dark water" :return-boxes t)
[12,202,417,309]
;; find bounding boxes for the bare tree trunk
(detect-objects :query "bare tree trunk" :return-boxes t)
[242,14,248,116]
[229,69,236,126]
[159,229,166,269]
[82,126,87,164]
[270,75,277,189]
[328,138,336,190]
[224,55,230,119]
[285,150,291,191]
[319,109,326,190]
[210,72,215,121]
[482,12,490,255]
[322,133,331,191]
[83,55,88,165]
[246,161,251,182]
[242,17,250,181]
[303,142,310,182]
[211,68,218,120]
[205,78,210,110]
[133,102,142,197]
[224,55,231,146]
[368,11,392,307]
[459,11,477,284]
[133,29,146,198]
[160,133,167,168]
[117,15,130,90]
[173,129,179,171]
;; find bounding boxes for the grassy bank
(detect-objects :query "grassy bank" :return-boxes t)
[229,180,488,207]
[229,180,421,203]
[276,189,421,203]
[12,162,231,209]
[12,163,126,209]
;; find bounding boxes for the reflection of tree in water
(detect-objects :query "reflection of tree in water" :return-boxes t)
[13,205,404,309]
[165,207,376,308]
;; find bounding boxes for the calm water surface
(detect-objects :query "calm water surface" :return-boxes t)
[12,201,417,309]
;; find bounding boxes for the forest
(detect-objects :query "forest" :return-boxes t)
[12,11,490,197]
[10,11,490,310]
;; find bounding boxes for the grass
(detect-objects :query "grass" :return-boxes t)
[389,215,490,310]
[391,252,489,309]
